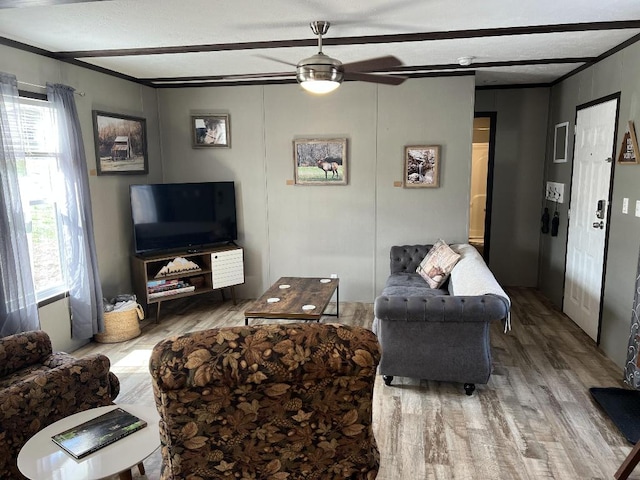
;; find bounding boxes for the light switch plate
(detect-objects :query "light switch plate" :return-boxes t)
[636,200,640,217]
[545,181,565,203]
[623,197,629,214]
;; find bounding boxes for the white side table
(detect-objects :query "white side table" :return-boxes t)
[18,404,160,480]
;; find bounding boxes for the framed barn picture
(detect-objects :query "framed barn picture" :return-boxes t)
[92,111,148,175]
[293,138,348,185]
[191,114,231,148]
[404,145,440,188]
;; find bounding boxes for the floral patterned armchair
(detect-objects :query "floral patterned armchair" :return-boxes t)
[149,322,381,480]
[0,330,120,479]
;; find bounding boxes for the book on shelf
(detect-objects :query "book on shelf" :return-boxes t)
[51,407,147,459]
[148,285,196,299]
[147,279,179,288]
[147,280,186,294]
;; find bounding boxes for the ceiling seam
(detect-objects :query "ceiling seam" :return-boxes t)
[56,21,640,58]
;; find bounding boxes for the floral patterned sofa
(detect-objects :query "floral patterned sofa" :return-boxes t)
[0,330,120,479]
[149,322,381,480]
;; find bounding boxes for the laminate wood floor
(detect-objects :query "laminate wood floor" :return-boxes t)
[75,287,637,479]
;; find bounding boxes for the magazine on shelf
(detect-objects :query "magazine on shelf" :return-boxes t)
[51,407,147,459]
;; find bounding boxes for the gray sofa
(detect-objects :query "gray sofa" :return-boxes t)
[372,243,510,395]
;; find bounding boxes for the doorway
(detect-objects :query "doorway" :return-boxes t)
[563,94,619,343]
[470,113,496,262]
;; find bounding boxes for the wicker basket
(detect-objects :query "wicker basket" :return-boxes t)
[95,304,144,343]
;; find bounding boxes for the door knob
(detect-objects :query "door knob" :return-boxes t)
[592,221,604,229]
[596,199,606,219]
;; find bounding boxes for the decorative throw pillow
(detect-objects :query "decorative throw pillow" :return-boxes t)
[416,240,461,289]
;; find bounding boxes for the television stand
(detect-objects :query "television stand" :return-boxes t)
[131,245,244,323]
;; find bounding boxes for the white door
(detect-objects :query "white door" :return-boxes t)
[469,143,488,240]
[563,98,618,342]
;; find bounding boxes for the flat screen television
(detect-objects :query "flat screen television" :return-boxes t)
[130,181,237,256]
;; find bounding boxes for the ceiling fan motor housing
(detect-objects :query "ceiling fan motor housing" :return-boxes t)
[296,52,344,84]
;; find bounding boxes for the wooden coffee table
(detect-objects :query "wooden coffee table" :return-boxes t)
[245,276,339,325]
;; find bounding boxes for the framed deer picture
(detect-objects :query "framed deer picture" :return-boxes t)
[293,138,348,185]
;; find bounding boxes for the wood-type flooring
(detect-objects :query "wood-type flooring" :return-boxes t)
[74,287,637,479]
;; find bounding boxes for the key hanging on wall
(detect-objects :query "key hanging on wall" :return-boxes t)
[541,207,550,234]
[551,200,560,237]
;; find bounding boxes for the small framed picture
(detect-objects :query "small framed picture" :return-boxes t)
[404,145,440,188]
[92,111,148,175]
[191,114,230,148]
[617,121,638,164]
[293,138,348,185]
[553,122,569,163]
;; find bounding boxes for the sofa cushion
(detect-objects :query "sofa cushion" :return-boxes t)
[383,272,448,295]
[385,272,433,288]
[0,364,50,389]
[382,285,447,297]
[416,239,461,288]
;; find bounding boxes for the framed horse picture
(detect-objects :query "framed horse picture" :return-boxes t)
[191,114,231,148]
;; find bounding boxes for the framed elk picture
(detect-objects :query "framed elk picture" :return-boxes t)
[404,145,440,188]
[293,138,348,185]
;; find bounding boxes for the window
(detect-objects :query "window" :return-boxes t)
[18,97,65,301]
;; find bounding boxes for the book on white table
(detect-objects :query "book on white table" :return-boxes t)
[51,407,147,459]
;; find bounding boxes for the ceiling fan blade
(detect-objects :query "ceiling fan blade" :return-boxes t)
[343,71,406,85]
[0,0,106,7]
[255,54,297,68]
[343,55,403,73]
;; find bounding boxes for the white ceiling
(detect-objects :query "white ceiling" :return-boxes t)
[1,0,639,88]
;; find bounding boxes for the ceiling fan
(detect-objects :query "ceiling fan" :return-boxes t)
[266,21,406,94]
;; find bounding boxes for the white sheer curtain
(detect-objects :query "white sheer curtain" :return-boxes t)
[0,72,39,336]
[624,247,640,388]
[47,83,104,339]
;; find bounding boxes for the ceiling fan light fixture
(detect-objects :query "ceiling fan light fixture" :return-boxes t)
[296,53,344,94]
[299,79,341,94]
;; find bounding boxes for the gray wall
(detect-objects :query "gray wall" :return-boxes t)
[375,78,476,291]
[475,88,550,287]
[158,76,477,302]
[538,41,640,368]
[156,85,268,299]
[1,44,162,352]
[13,34,630,369]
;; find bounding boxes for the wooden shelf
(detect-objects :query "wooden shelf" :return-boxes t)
[131,245,244,322]
[147,285,213,304]
[150,269,211,282]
